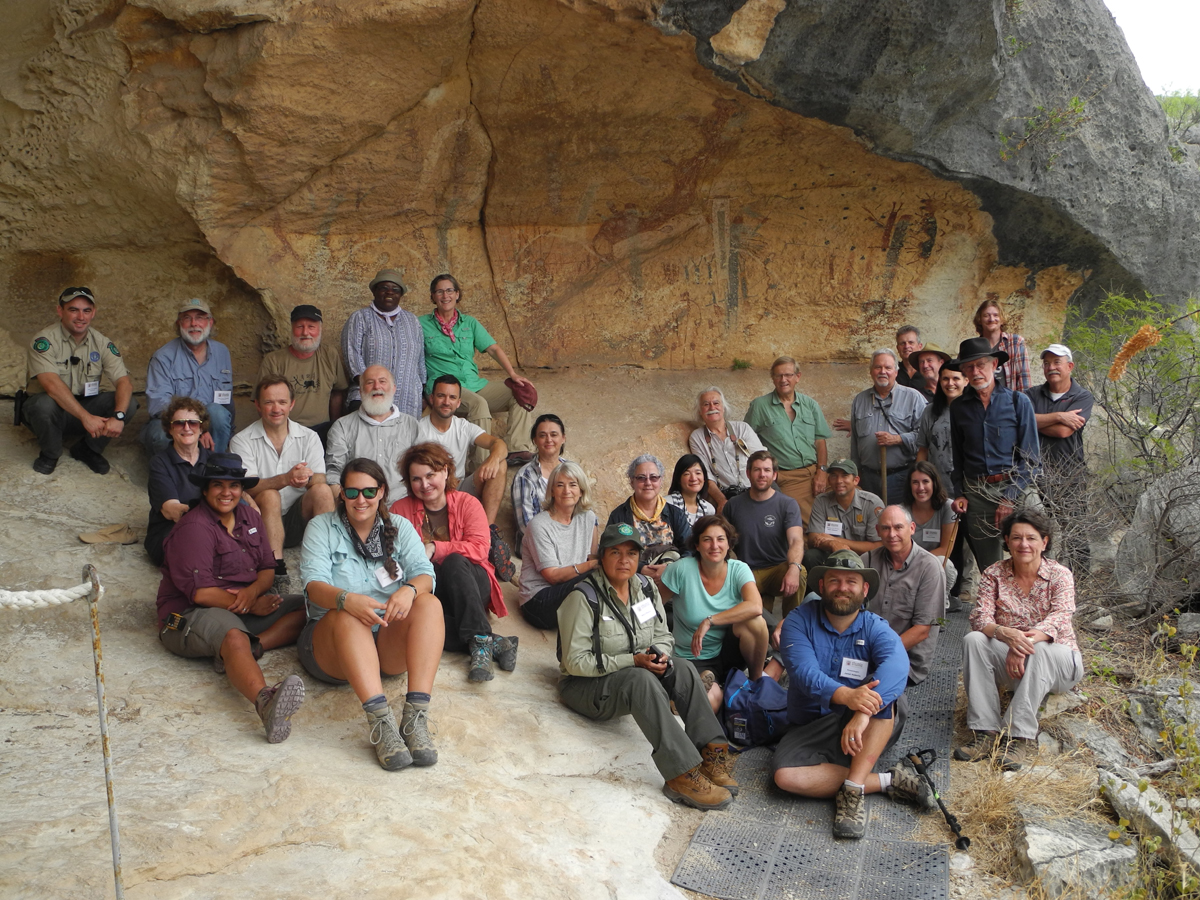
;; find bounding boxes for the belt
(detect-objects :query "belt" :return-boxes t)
[970,473,1011,485]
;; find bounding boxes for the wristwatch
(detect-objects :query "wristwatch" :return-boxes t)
[114,411,126,421]
[818,464,827,471]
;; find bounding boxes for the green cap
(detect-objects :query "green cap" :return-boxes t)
[827,458,858,477]
[598,522,644,552]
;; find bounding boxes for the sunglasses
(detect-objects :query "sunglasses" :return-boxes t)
[343,487,380,499]
[633,474,662,483]
[171,419,203,429]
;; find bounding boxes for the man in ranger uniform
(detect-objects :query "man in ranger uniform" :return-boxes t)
[21,286,137,475]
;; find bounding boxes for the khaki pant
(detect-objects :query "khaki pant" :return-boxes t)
[962,630,1082,740]
[775,465,818,525]
[753,562,807,617]
[458,379,535,456]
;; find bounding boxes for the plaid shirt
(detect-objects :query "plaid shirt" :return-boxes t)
[971,558,1077,651]
[996,332,1031,393]
[511,457,565,537]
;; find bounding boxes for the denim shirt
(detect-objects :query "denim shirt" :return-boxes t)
[145,338,234,419]
[949,384,1041,502]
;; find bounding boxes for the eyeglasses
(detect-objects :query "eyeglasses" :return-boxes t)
[633,474,662,483]
[343,487,380,499]
[171,419,203,429]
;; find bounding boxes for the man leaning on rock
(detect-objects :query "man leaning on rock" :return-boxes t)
[20,286,137,475]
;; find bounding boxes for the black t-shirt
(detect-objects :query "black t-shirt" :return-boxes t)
[722,490,804,569]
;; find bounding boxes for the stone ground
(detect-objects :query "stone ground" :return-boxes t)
[0,365,1012,899]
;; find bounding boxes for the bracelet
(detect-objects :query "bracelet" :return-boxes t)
[403,581,417,596]
[573,564,580,575]
[790,562,803,571]
[336,589,348,610]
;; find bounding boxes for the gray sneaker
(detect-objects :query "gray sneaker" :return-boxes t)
[833,783,867,839]
[366,706,413,771]
[887,760,937,810]
[400,702,439,766]
[468,634,494,682]
[256,674,305,744]
[491,635,519,672]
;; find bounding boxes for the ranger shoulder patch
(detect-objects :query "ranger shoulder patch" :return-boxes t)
[33,337,50,353]
[107,342,121,357]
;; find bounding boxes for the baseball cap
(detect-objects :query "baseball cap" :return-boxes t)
[1040,343,1073,362]
[827,459,859,477]
[58,287,96,306]
[290,304,323,322]
[177,298,213,317]
[598,522,644,552]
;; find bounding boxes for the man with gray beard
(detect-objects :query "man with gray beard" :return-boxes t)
[259,304,349,444]
[325,365,419,499]
[142,298,235,455]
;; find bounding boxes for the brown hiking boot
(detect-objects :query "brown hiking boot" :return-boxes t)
[662,765,734,810]
[953,730,1001,762]
[833,783,867,839]
[1000,737,1038,771]
[700,742,739,796]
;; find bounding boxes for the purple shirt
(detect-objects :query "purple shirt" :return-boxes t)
[155,501,275,626]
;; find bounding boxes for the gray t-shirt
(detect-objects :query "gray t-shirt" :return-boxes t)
[519,509,599,604]
[722,490,804,569]
[907,500,957,553]
[915,404,954,491]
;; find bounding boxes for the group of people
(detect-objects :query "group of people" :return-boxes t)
[21,284,1089,837]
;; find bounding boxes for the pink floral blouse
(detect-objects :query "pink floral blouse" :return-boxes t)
[970,558,1078,652]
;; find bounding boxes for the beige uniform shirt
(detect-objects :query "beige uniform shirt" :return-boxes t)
[26,324,128,396]
[259,343,349,427]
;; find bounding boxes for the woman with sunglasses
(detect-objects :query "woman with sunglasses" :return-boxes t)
[299,457,444,770]
[145,396,212,565]
[607,454,692,587]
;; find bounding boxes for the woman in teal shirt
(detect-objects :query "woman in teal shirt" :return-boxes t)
[419,274,538,461]
[660,515,771,711]
[299,458,444,771]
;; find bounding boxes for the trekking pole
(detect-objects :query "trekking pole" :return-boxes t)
[906,748,970,851]
[879,446,888,505]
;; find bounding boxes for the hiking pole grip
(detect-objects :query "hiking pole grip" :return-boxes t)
[907,748,970,851]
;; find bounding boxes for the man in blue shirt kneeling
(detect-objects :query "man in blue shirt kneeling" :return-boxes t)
[773,550,935,839]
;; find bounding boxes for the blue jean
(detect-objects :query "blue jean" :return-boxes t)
[141,402,232,455]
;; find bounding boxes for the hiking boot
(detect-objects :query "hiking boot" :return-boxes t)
[662,765,733,810]
[489,524,516,583]
[700,669,717,692]
[946,594,964,612]
[366,705,413,770]
[491,635,519,672]
[468,634,495,682]
[400,702,438,766]
[70,442,110,475]
[953,731,1001,762]
[886,759,936,810]
[700,742,739,796]
[999,737,1038,771]
[833,783,867,839]
[32,453,58,475]
[256,674,305,744]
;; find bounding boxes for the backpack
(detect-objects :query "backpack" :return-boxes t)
[556,574,660,673]
[722,667,791,748]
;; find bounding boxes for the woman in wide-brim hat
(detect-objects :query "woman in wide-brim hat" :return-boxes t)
[155,451,308,744]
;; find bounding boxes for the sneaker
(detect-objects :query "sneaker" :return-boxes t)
[256,674,305,744]
[662,765,733,810]
[32,453,58,475]
[69,442,110,475]
[366,705,413,770]
[491,635,519,672]
[886,759,936,810]
[400,702,438,766]
[999,737,1038,771]
[700,669,717,692]
[952,730,1001,762]
[700,742,739,796]
[833,783,867,839]
[468,634,494,682]
[488,525,516,583]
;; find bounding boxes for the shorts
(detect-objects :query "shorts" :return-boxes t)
[158,594,305,670]
[460,470,481,499]
[282,500,308,548]
[297,616,390,685]
[772,696,907,772]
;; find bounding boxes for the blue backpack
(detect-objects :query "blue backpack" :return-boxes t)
[722,668,791,748]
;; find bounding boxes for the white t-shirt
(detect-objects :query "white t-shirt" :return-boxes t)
[416,415,486,480]
[230,419,326,514]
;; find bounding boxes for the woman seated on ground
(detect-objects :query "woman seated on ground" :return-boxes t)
[607,454,692,586]
[299,457,443,771]
[916,365,967,604]
[558,522,738,811]
[511,413,568,549]
[665,454,717,528]
[903,461,961,612]
[955,510,1082,771]
[145,397,212,565]
[518,460,600,630]
[156,452,306,743]
[391,442,519,684]
[660,515,770,713]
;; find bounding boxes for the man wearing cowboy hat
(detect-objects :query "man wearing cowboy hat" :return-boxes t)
[341,269,426,419]
[949,337,1041,571]
[908,343,953,402]
[772,550,934,839]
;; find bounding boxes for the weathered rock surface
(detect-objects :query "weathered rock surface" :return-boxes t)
[1101,769,1200,875]
[1128,678,1200,753]
[1054,716,1132,770]
[1015,802,1137,899]
[1115,465,1200,604]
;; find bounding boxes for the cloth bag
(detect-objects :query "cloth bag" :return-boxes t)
[722,668,791,748]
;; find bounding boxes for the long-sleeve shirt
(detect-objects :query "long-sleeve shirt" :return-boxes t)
[688,421,765,491]
[511,456,565,538]
[744,391,831,471]
[996,332,1031,393]
[558,569,672,678]
[970,558,1078,652]
[849,385,927,474]
[145,338,233,419]
[324,408,419,498]
[778,601,908,726]
[950,384,1041,502]
[340,305,425,417]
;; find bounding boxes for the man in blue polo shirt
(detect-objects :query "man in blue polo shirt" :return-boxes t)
[773,550,933,839]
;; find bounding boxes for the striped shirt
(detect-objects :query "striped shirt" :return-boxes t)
[340,305,426,418]
[512,456,566,538]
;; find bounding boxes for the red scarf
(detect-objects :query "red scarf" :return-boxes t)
[435,309,459,343]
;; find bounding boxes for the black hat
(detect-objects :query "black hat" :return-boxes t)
[188,452,259,490]
[290,304,323,322]
[950,337,1009,367]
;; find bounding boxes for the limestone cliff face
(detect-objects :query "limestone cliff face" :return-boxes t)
[1,0,1186,393]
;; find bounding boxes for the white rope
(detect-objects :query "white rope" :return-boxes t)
[0,582,93,610]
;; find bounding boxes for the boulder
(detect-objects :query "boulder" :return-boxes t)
[1055,717,1132,770]
[1100,770,1200,875]
[1016,803,1137,899]
[1128,678,1200,752]
[1115,465,1200,604]
[1178,613,1200,637]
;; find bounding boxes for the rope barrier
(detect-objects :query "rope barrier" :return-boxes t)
[0,582,92,610]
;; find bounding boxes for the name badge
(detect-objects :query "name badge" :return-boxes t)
[214,390,232,404]
[375,566,400,589]
[632,598,656,624]
[824,520,843,537]
[248,527,258,534]
[84,381,99,397]
[922,528,941,543]
[840,657,869,681]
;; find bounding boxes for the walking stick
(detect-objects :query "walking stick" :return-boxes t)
[879,445,888,505]
[907,748,971,851]
[942,520,959,574]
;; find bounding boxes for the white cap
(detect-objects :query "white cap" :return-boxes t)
[1040,343,1073,362]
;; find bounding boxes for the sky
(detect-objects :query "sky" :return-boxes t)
[1103,0,1200,94]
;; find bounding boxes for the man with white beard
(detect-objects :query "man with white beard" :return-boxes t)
[142,298,235,455]
[259,305,349,444]
[325,365,419,499]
